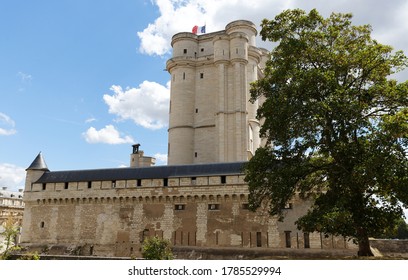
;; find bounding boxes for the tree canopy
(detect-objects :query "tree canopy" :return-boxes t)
[141,236,173,260]
[244,9,408,256]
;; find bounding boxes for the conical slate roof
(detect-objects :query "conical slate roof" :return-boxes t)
[26,152,49,171]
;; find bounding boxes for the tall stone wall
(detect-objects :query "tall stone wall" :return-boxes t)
[21,174,353,257]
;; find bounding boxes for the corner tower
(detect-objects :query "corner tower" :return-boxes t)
[166,20,267,165]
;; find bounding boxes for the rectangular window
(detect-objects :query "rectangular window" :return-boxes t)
[183,72,185,80]
[220,175,226,184]
[194,152,197,158]
[208,204,220,211]
[87,181,92,189]
[285,231,291,248]
[112,181,116,188]
[191,177,197,185]
[201,48,204,52]
[183,49,187,54]
[200,73,204,79]
[304,232,310,249]
[256,232,262,247]
[42,183,46,191]
[283,203,293,209]
[137,179,142,187]
[175,204,185,210]
[163,178,168,187]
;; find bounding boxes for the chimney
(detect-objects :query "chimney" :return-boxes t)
[130,144,156,168]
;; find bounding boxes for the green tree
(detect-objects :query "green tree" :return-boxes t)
[141,236,173,260]
[1,217,20,260]
[374,218,408,239]
[245,9,408,256]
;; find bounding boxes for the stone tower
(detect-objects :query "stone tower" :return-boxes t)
[166,20,268,165]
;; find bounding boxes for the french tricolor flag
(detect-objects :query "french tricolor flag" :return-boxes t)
[192,25,206,34]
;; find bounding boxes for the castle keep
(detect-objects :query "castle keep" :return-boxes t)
[20,20,354,258]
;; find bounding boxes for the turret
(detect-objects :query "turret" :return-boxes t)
[25,152,49,192]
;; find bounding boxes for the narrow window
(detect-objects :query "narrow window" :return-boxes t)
[137,179,142,187]
[304,232,310,249]
[285,231,291,248]
[40,221,45,228]
[256,232,262,247]
[64,182,69,190]
[183,72,185,80]
[220,175,226,184]
[195,108,198,113]
[163,178,168,187]
[191,177,197,185]
[183,48,187,54]
[194,152,198,158]
[236,48,238,54]
[201,48,204,52]
[87,181,92,189]
[200,73,204,79]
[42,183,46,191]
[112,180,116,188]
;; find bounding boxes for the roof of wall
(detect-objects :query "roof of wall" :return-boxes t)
[35,161,246,183]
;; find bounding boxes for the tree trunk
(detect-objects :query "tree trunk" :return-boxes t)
[357,233,373,257]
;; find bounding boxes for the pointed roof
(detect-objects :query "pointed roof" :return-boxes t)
[26,152,49,171]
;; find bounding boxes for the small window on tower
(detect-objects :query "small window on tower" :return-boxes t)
[208,204,220,211]
[64,182,69,190]
[201,48,204,52]
[88,182,92,189]
[200,73,204,79]
[220,176,226,184]
[137,179,142,187]
[175,204,185,210]
[183,49,187,54]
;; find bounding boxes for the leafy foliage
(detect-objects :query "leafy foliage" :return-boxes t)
[0,217,21,260]
[245,9,408,256]
[141,236,173,260]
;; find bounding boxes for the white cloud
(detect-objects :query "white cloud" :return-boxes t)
[85,117,97,123]
[138,0,408,60]
[0,112,17,136]
[0,163,25,191]
[82,125,134,144]
[103,81,170,130]
[17,71,33,83]
[154,153,168,165]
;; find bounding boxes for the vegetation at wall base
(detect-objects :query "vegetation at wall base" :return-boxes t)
[141,236,174,260]
[0,217,21,260]
[245,9,408,257]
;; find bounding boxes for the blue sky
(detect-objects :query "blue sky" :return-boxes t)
[1,0,408,191]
